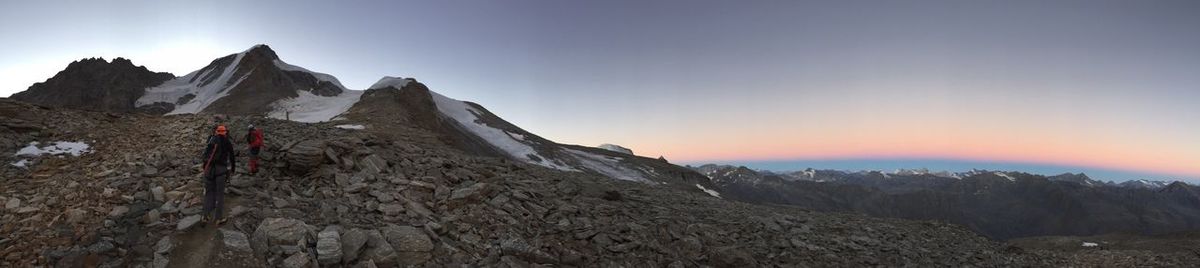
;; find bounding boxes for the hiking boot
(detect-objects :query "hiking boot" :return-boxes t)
[216,218,228,226]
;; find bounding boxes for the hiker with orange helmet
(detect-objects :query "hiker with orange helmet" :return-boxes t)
[200,124,236,225]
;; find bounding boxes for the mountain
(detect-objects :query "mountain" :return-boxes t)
[342,78,712,189]
[9,57,174,112]
[135,45,357,121]
[695,165,1200,239]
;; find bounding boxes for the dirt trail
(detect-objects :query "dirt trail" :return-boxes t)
[167,194,258,268]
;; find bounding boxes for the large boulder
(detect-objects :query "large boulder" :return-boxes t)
[382,224,433,265]
[250,218,312,256]
[360,230,396,266]
[316,227,343,265]
[285,140,326,174]
[341,228,369,264]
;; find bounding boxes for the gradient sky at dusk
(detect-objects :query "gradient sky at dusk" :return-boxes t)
[1,0,1197,181]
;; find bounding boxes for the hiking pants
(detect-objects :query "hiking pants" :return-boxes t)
[203,166,228,219]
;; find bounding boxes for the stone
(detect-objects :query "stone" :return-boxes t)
[153,253,169,268]
[141,166,160,177]
[382,225,433,252]
[144,209,162,224]
[220,228,252,252]
[251,218,312,256]
[108,205,130,218]
[177,215,202,231]
[5,198,20,210]
[286,140,326,174]
[230,205,251,217]
[150,186,165,201]
[360,154,388,174]
[282,252,311,268]
[556,180,580,195]
[341,228,369,264]
[88,240,115,254]
[66,208,88,223]
[345,182,368,193]
[317,227,343,265]
[378,203,404,216]
[361,230,397,266]
[163,191,185,202]
[501,237,556,264]
[155,236,174,254]
[449,182,492,206]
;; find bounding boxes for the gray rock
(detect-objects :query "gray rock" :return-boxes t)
[360,154,388,174]
[341,228,369,264]
[177,215,202,231]
[88,240,115,254]
[251,218,311,256]
[448,182,492,207]
[108,205,130,218]
[361,230,397,266]
[220,228,252,252]
[501,237,557,264]
[150,186,165,201]
[378,203,404,216]
[66,208,88,223]
[152,253,169,268]
[382,225,434,252]
[155,236,173,254]
[317,227,343,265]
[5,198,20,210]
[282,252,311,268]
[144,209,161,224]
[345,182,368,193]
[163,191,185,202]
[286,140,326,174]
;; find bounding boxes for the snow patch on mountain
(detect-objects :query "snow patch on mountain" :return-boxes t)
[274,59,347,90]
[15,141,91,157]
[597,144,633,155]
[430,90,574,171]
[695,184,721,198]
[995,172,1017,181]
[266,89,364,123]
[137,52,250,114]
[564,148,648,182]
[369,76,412,90]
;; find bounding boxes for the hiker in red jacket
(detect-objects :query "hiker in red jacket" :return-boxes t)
[245,124,264,174]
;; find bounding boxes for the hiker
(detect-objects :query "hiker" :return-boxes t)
[245,124,264,174]
[201,124,236,225]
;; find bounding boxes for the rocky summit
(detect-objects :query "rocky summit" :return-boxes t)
[2,45,1197,267]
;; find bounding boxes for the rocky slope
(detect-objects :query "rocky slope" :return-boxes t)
[0,98,1103,267]
[9,57,174,113]
[695,164,1200,240]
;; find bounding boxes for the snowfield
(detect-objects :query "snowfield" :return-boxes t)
[12,141,92,168]
[335,124,366,130]
[564,148,648,182]
[137,52,250,114]
[267,90,364,123]
[15,141,92,157]
[430,90,575,171]
[274,59,347,90]
[695,184,721,198]
[368,76,411,90]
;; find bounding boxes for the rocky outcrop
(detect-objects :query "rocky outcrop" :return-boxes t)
[9,57,173,113]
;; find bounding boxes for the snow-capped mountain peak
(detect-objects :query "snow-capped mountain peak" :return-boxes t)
[368,76,413,90]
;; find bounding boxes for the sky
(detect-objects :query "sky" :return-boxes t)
[0,0,1197,182]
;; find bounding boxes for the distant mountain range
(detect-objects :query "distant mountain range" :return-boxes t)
[692,164,1200,239]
